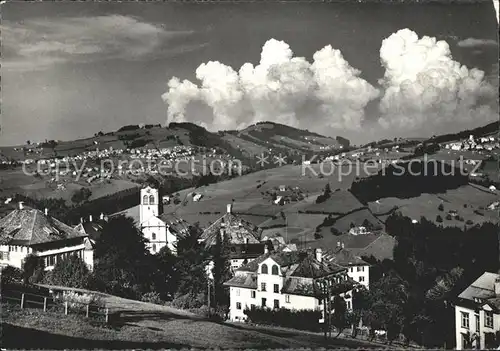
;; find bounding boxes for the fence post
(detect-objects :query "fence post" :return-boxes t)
[20,293,25,309]
[105,308,109,323]
[86,304,90,318]
[43,297,47,312]
[64,301,68,315]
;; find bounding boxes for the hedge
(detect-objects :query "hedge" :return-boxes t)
[243,306,322,332]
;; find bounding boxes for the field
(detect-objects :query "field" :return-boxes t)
[368,184,499,227]
[2,295,383,350]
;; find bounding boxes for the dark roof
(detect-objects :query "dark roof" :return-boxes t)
[75,220,105,241]
[224,273,257,289]
[323,247,368,266]
[459,272,500,302]
[159,213,190,238]
[200,212,261,246]
[0,207,87,246]
[227,243,266,259]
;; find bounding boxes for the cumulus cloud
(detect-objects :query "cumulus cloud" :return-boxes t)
[162,39,379,131]
[377,29,497,131]
[1,15,204,72]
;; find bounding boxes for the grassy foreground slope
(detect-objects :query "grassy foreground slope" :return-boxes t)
[2,294,383,350]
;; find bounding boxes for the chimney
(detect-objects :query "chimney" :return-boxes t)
[315,248,322,262]
[89,214,93,222]
[18,202,24,210]
[100,212,104,221]
[495,277,500,296]
[44,208,48,216]
[227,203,232,214]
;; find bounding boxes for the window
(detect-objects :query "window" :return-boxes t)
[272,265,279,275]
[152,244,156,252]
[143,195,149,205]
[285,295,290,303]
[236,302,242,310]
[236,289,240,296]
[261,282,267,292]
[261,264,268,274]
[0,251,9,260]
[274,299,279,309]
[149,195,155,205]
[251,290,256,298]
[347,300,351,309]
[485,311,494,328]
[476,314,480,331]
[359,276,365,282]
[461,312,470,329]
[357,266,363,272]
[251,304,255,309]
[262,298,267,307]
[152,233,156,240]
[274,284,279,293]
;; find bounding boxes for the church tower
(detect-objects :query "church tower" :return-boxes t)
[140,186,159,223]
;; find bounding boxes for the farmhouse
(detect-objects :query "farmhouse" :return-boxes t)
[0,202,95,271]
[455,272,500,349]
[224,248,354,322]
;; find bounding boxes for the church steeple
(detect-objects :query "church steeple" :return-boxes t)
[140,186,159,224]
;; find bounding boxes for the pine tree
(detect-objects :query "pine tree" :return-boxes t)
[212,231,233,307]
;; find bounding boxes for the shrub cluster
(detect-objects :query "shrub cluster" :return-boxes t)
[243,306,322,332]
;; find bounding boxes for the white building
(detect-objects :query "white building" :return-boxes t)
[455,272,500,350]
[224,248,354,322]
[0,202,94,271]
[323,243,370,290]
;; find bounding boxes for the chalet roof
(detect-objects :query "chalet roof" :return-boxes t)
[74,220,105,241]
[323,247,368,267]
[224,273,258,289]
[200,212,261,246]
[0,207,87,246]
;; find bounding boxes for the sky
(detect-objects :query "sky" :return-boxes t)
[1,2,498,146]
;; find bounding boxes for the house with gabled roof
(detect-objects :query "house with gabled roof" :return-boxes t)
[223,247,355,322]
[455,272,500,349]
[200,204,266,271]
[0,202,95,271]
[323,244,370,291]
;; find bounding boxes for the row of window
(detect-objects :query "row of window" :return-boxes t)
[0,252,10,261]
[142,195,156,205]
[235,289,291,303]
[43,250,83,267]
[261,264,279,275]
[7,246,28,253]
[235,298,281,310]
[461,311,494,329]
[259,283,279,293]
[349,266,365,273]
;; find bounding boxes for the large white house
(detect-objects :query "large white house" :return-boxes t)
[455,272,500,350]
[0,202,95,271]
[224,248,355,322]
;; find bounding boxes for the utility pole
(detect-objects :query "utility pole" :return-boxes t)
[328,280,332,339]
[208,279,211,318]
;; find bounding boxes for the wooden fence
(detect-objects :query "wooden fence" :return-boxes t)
[1,289,111,323]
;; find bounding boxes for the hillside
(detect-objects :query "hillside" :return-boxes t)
[0,121,346,162]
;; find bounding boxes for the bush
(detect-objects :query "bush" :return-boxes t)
[466,220,474,225]
[22,254,45,284]
[1,266,23,285]
[445,214,452,220]
[436,215,443,223]
[47,254,91,289]
[169,292,206,309]
[141,291,163,305]
[53,290,104,313]
[438,204,444,211]
[243,306,321,332]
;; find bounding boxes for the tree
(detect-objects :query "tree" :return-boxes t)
[173,224,209,298]
[154,246,179,300]
[212,231,233,308]
[93,215,155,298]
[330,295,348,337]
[71,187,92,204]
[47,254,90,288]
[22,254,45,284]
[1,265,23,285]
[438,204,444,211]
[324,183,331,197]
[436,215,443,223]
